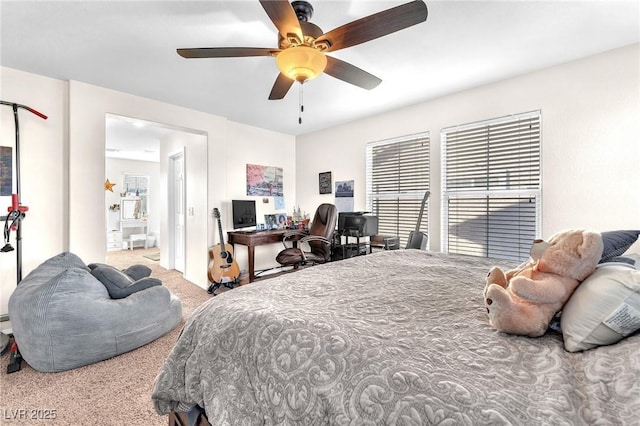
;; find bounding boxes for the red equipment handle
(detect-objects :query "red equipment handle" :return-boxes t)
[26,107,48,120]
[6,194,28,213]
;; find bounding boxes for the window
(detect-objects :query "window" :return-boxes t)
[366,133,430,247]
[442,111,541,261]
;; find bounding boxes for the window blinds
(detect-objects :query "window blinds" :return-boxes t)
[366,133,430,247]
[442,111,541,261]
[123,174,149,196]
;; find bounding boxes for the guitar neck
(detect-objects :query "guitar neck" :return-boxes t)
[414,191,430,232]
[217,217,226,250]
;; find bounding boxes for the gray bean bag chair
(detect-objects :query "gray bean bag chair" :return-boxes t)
[8,252,182,372]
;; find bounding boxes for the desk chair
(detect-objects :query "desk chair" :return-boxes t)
[276,203,338,268]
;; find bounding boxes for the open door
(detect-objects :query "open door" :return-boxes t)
[169,149,185,272]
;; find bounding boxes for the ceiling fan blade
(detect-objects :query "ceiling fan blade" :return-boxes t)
[316,0,428,52]
[259,0,303,43]
[177,47,277,58]
[269,73,295,100]
[324,56,382,90]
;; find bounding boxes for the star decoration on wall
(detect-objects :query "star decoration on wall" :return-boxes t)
[104,179,116,192]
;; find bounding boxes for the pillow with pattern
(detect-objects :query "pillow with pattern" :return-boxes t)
[600,230,640,262]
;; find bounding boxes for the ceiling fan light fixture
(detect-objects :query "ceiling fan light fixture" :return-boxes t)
[276,46,327,83]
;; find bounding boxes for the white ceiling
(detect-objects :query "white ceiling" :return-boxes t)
[2,0,639,140]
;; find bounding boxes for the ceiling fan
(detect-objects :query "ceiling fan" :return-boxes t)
[177,0,428,100]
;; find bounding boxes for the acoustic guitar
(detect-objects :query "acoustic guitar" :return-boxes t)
[405,191,430,250]
[208,208,241,293]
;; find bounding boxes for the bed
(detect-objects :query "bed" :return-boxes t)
[152,250,640,425]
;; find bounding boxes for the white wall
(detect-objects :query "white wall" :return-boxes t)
[296,44,640,253]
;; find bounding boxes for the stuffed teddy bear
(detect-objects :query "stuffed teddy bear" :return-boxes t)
[484,229,603,337]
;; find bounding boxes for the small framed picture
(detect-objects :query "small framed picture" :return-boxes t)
[277,214,288,229]
[319,171,332,194]
[264,214,278,229]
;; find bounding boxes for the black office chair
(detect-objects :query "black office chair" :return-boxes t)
[276,203,338,268]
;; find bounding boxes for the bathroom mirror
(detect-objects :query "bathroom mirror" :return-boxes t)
[121,198,142,220]
[123,174,149,217]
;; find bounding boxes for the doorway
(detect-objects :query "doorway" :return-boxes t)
[105,114,208,286]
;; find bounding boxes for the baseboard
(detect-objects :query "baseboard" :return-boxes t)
[0,314,9,323]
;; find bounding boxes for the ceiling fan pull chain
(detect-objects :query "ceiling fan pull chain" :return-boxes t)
[298,83,304,124]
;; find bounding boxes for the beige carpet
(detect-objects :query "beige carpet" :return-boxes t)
[0,248,211,425]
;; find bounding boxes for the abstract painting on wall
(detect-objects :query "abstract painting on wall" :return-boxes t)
[246,164,283,197]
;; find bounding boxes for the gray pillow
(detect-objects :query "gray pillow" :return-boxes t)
[88,263,151,281]
[90,265,161,299]
[88,262,111,271]
[600,230,640,262]
[122,264,152,281]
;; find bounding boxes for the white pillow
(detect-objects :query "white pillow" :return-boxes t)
[561,254,640,352]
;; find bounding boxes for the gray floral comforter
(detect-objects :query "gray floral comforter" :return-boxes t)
[152,250,640,425]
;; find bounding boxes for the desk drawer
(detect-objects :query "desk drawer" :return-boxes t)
[107,242,122,251]
[107,231,122,243]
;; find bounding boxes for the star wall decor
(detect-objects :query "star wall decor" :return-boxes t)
[104,178,116,192]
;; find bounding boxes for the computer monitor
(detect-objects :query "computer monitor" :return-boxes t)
[232,200,257,229]
[338,212,378,236]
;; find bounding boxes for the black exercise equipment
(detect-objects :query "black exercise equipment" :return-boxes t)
[0,100,48,371]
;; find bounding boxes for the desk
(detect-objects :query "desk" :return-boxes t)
[121,219,148,234]
[228,229,294,283]
[106,220,148,251]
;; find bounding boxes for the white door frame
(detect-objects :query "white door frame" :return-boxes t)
[168,149,186,272]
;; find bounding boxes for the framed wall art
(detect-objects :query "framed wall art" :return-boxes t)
[247,164,284,197]
[319,171,332,194]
